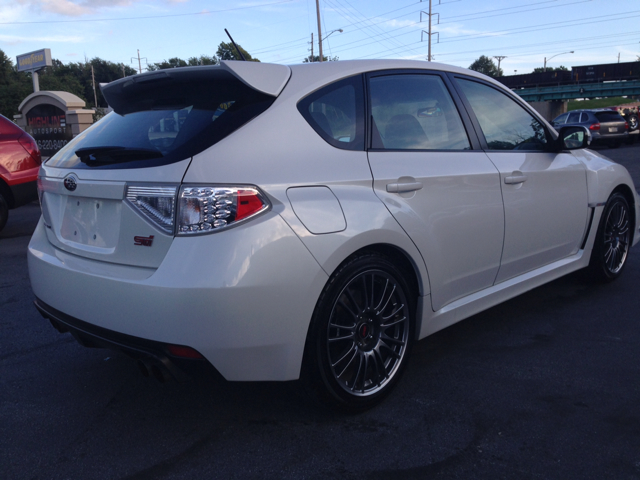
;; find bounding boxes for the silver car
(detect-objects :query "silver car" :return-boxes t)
[29,60,640,411]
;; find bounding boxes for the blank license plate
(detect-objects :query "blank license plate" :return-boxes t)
[609,127,618,132]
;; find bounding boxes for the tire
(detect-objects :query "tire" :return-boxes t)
[0,193,8,233]
[588,192,632,282]
[302,252,415,412]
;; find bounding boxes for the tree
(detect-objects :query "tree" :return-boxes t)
[0,49,32,119]
[216,42,259,62]
[532,65,569,73]
[187,55,218,66]
[468,55,503,78]
[147,57,188,71]
[303,55,339,63]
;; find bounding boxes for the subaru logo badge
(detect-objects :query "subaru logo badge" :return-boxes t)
[64,175,78,192]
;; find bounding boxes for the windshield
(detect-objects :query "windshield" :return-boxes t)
[47,67,274,169]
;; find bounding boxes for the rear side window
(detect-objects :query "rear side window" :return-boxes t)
[567,111,581,123]
[594,112,624,123]
[297,75,364,151]
[369,73,470,150]
[47,68,275,169]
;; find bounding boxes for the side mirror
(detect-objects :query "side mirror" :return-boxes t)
[558,126,590,150]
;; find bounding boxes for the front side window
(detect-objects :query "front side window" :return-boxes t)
[369,74,470,150]
[553,113,568,125]
[297,75,364,151]
[456,78,548,151]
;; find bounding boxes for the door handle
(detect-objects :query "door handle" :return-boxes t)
[386,181,423,193]
[504,173,528,185]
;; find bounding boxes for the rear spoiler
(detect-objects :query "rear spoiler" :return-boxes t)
[220,61,291,97]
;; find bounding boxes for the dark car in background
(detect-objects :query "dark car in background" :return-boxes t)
[552,109,628,148]
[0,114,42,231]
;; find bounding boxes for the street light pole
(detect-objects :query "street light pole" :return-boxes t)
[544,51,574,71]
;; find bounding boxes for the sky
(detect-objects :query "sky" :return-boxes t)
[0,0,638,76]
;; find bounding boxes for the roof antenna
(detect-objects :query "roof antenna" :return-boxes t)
[224,28,247,61]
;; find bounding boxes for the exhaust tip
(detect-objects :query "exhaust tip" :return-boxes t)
[151,364,169,383]
[137,359,150,377]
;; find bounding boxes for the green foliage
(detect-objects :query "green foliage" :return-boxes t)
[568,97,635,111]
[303,55,339,63]
[532,65,569,73]
[216,42,259,62]
[468,56,503,78]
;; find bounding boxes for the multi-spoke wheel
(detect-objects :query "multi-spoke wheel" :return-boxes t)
[303,253,415,412]
[589,192,632,282]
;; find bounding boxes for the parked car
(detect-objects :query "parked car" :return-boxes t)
[0,114,41,232]
[28,60,639,411]
[551,109,629,147]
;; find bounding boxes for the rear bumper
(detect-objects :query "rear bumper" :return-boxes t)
[591,131,628,145]
[28,213,328,381]
[34,298,217,382]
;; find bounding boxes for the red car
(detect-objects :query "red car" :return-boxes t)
[0,114,41,231]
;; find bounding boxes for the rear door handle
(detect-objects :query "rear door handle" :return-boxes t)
[386,181,423,193]
[504,173,528,185]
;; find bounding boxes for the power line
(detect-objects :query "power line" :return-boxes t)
[0,0,296,25]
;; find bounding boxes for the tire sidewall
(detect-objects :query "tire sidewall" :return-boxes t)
[304,253,415,412]
[590,192,631,282]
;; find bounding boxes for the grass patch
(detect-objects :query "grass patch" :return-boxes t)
[568,97,637,111]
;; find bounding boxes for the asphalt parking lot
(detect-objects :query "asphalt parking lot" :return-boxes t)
[1,142,639,479]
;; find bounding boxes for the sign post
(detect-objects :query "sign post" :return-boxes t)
[16,48,52,92]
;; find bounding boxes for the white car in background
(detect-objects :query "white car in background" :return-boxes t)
[28,60,639,411]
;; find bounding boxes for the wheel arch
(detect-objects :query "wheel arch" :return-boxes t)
[612,183,636,234]
[0,177,15,208]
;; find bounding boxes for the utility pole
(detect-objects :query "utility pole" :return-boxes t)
[494,56,506,74]
[311,33,314,62]
[316,0,323,62]
[91,64,98,109]
[131,49,146,74]
[421,0,440,61]
[122,64,125,78]
[617,52,621,63]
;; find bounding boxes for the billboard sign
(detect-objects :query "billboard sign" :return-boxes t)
[25,104,73,157]
[17,49,52,72]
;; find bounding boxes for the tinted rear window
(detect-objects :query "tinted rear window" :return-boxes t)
[47,67,275,169]
[594,112,624,123]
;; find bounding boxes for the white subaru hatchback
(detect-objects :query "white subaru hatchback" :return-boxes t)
[29,60,639,411]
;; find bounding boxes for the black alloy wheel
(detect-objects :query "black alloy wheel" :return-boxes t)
[589,192,632,282]
[303,252,415,412]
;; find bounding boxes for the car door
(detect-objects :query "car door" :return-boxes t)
[366,71,504,312]
[452,76,589,283]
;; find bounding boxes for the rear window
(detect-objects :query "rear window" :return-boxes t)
[47,67,275,169]
[594,112,624,123]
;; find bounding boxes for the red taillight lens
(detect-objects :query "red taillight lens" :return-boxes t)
[166,344,204,359]
[236,189,267,221]
[625,122,629,130]
[18,134,41,164]
[177,185,269,235]
[589,123,600,131]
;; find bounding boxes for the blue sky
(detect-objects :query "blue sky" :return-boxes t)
[1,0,638,75]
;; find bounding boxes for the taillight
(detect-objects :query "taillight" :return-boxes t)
[37,177,52,228]
[18,133,41,164]
[177,186,269,235]
[125,185,178,234]
[625,122,629,130]
[124,184,270,235]
[589,123,600,131]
